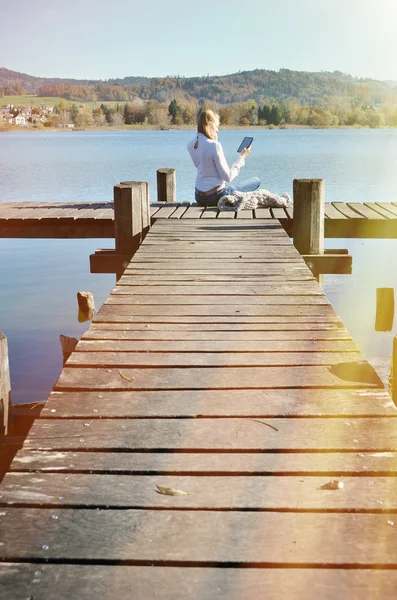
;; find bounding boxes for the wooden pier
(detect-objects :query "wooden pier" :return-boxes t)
[1,212,397,598]
[2,198,397,238]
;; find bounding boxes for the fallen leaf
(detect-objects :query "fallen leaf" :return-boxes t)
[156,484,188,496]
[119,371,134,382]
[320,480,344,490]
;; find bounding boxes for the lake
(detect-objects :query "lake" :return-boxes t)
[1,128,397,404]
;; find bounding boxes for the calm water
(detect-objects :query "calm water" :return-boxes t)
[1,128,397,403]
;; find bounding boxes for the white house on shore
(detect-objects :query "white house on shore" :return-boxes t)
[14,115,26,126]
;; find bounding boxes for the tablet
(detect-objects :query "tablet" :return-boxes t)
[237,136,254,153]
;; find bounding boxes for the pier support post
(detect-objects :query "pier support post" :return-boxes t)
[157,168,176,203]
[0,332,11,437]
[114,182,150,280]
[293,179,324,255]
[393,335,397,407]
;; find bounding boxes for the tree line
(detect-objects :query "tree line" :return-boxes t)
[46,97,397,129]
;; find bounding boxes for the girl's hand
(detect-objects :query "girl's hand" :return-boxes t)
[241,146,251,158]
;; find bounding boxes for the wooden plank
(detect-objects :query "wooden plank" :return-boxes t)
[201,208,219,219]
[83,325,348,336]
[364,203,397,219]
[3,472,397,511]
[271,208,288,219]
[39,388,394,418]
[111,283,323,295]
[11,447,397,473]
[1,509,397,565]
[82,330,352,341]
[118,273,316,282]
[93,315,342,324]
[331,203,365,219]
[66,350,363,368]
[168,203,189,219]
[1,564,397,600]
[254,208,272,218]
[324,204,348,219]
[92,316,343,326]
[136,248,301,256]
[375,202,397,217]
[236,210,255,219]
[123,264,310,272]
[55,364,383,392]
[21,417,396,451]
[77,340,357,352]
[94,304,337,317]
[151,205,180,219]
[105,295,329,306]
[346,203,386,220]
[132,257,302,264]
[217,210,236,219]
[181,205,205,218]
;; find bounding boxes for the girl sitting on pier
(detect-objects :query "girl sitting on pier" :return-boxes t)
[187,109,292,210]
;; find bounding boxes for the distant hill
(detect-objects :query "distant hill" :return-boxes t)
[1,66,397,106]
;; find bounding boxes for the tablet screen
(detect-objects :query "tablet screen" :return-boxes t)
[237,137,254,153]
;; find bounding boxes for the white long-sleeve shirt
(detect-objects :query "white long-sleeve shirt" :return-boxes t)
[187,133,245,192]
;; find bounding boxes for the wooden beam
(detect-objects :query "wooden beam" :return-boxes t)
[90,249,132,274]
[0,331,11,437]
[302,254,352,275]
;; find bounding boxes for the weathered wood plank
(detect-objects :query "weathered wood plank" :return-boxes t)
[168,203,190,219]
[119,273,316,282]
[10,447,397,474]
[346,203,386,220]
[23,417,394,451]
[66,350,363,368]
[152,205,180,219]
[364,203,397,219]
[1,509,397,564]
[112,276,323,296]
[132,257,302,263]
[39,388,394,418]
[105,295,329,306]
[95,304,337,317]
[3,472,397,511]
[83,329,350,341]
[76,339,357,352]
[375,202,397,217]
[123,264,307,273]
[236,210,255,219]
[201,208,219,219]
[217,210,236,219]
[254,208,272,218]
[180,205,206,218]
[331,203,365,219]
[1,564,396,600]
[324,204,348,220]
[92,316,343,326]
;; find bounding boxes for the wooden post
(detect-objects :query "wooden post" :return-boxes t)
[157,168,176,203]
[119,181,151,236]
[293,179,325,255]
[375,288,394,332]
[393,335,397,407]
[0,332,11,437]
[114,182,149,280]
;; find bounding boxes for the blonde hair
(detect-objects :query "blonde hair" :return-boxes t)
[197,109,219,140]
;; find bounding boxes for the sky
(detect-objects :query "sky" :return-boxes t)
[1,0,397,82]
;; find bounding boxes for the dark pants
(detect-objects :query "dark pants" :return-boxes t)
[195,177,261,207]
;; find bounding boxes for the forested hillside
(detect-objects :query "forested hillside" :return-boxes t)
[1,66,396,106]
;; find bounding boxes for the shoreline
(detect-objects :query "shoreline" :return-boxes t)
[1,123,396,133]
